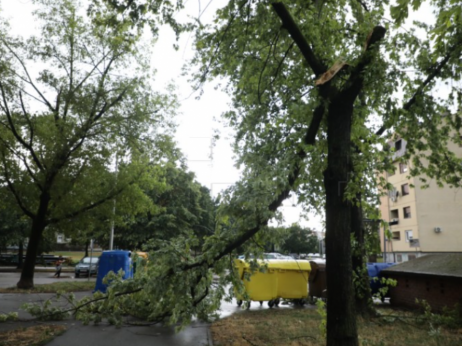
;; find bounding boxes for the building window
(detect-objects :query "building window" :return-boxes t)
[389,209,399,225]
[392,231,401,240]
[403,207,411,219]
[399,162,408,173]
[405,230,413,242]
[401,183,409,196]
[395,139,402,151]
[396,254,403,262]
[408,254,416,261]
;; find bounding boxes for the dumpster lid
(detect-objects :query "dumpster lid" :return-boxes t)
[135,251,148,259]
[236,259,311,271]
[267,260,310,271]
[101,250,131,256]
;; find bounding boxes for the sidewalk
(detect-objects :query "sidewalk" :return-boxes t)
[0,271,215,346]
[0,291,214,346]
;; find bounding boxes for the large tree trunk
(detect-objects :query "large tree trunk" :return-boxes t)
[324,101,358,346]
[17,192,50,289]
[351,201,374,316]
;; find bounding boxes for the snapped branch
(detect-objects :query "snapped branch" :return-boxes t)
[182,101,325,272]
[340,26,386,104]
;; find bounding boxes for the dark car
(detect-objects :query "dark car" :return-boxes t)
[75,257,99,278]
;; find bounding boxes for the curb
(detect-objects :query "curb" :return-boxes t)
[207,326,214,346]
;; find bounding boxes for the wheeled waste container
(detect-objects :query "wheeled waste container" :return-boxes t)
[94,250,133,293]
[133,251,148,275]
[234,259,311,308]
[367,262,396,300]
[308,260,326,302]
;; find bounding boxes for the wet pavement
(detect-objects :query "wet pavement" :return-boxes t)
[0,270,215,345]
[0,270,314,346]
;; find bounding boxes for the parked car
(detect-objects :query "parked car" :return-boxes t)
[75,257,99,278]
[237,253,291,260]
[264,252,293,259]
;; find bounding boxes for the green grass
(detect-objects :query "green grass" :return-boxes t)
[0,281,95,294]
[211,307,462,346]
[49,251,98,262]
[49,251,102,265]
[0,325,67,346]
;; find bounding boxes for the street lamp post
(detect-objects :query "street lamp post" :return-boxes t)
[109,151,119,250]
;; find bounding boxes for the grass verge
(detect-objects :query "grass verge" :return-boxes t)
[0,281,95,294]
[0,324,67,346]
[49,251,87,265]
[211,307,462,346]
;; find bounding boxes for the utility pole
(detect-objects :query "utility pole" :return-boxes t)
[109,151,119,250]
[109,199,116,250]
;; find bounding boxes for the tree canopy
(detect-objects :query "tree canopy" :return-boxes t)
[5,1,462,346]
[191,1,462,345]
[0,0,177,288]
[103,163,217,250]
[278,224,319,255]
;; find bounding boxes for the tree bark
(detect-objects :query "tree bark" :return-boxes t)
[324,99,358,346]
[17,192,50,289]
[351,201,374,316]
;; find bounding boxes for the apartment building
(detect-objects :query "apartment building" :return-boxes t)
[379,137,462,263]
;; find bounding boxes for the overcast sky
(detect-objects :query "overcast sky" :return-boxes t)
[0,0,324,233]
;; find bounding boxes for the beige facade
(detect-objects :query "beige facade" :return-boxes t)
[379,138,462,263]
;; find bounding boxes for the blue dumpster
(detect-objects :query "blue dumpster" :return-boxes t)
[367,262,396,298]
[374,262,396,273]
[94,250,133,293]
[367,264,381,295]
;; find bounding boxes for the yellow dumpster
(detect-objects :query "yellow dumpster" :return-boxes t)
[234,259,278,303]
[234,259,311,308]
[133,251,148,274]
[135,251,148,259]
[275,260,311,300]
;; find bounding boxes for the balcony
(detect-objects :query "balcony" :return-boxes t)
[389,218,399,226]
[391,139,407,161]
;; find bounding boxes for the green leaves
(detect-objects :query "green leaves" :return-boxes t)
[0,0,183,288]
[0,0,178,221]
[278,224,319,255]
[0,312,18,322]
[89,0,190,38]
